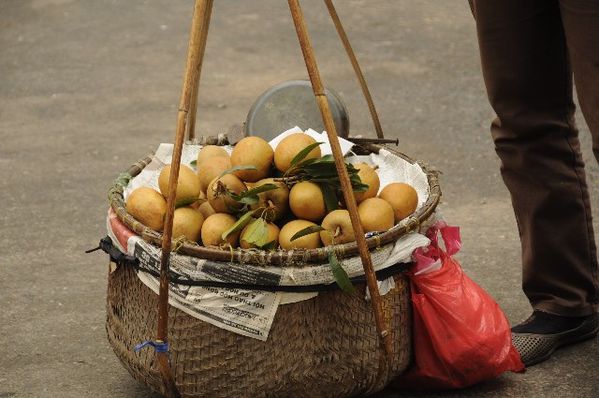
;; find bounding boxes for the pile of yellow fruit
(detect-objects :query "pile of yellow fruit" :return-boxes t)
[126,132,419,251]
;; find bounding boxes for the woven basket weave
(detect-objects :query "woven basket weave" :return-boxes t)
[107,265,412,397]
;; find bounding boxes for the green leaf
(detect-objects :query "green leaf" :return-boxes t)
[328,250,355,294]
[289,142,323,168]
[284,151,368,195]
[290,225,325,242]
[292,156,321,169]
[346,162,358,172]
[243,183,279,197]
[291,155,335,173]
[221,211,255,240]
[302,162,338,176]
[310,154,334,164]
[189,160,197,167]
[319,183,339,212]
[175,197,198,208]
[242,218,269,248]
[350,174,369,192]
[307,173,340,182]
[230,183,279,206]
[303,162,337,173]
[218,165,257,178]
[238,195,259,205]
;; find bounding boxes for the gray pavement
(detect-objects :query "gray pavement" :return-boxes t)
[1,1,598,397]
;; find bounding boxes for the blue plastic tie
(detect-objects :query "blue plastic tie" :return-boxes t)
[134,340,169,353]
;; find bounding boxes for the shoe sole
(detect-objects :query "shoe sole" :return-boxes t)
[513,314,599,367]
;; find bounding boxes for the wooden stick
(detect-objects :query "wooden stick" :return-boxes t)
[157,1,211,396]
[324,0,385,139]
[347,137,398,146]
[287,0,393,359]
[187,0,214,141]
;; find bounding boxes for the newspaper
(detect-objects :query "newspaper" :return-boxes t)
[108,212,282,341]
[133,237,282,341]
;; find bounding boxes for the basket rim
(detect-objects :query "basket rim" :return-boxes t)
[108,143,441,266]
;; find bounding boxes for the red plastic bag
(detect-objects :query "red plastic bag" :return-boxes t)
[394,222,524,390]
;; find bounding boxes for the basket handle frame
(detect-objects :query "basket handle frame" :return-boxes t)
[287,0,393,358]
[155,1,213,397]
[323,0,385,139]
[185,1,386,142]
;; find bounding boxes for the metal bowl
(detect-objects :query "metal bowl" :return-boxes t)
[245,80,350,140]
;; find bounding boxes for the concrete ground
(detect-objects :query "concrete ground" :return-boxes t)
[1,0,597,397]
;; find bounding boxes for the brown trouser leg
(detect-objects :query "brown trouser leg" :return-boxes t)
[470,0,599,316]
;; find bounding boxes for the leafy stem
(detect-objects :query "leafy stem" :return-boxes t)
[282,155,369,193]
[328,249,355,294]
[292,226,354,294]
[283,141,324,177]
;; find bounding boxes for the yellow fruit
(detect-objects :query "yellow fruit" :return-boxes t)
[279,219,322,250]
[240,221,280,249]
[201,213,240,247]
[320,209,356,246]
[379,182,419,222]
[289,181,326,222]
[274,133,321,172]
[353,162,380,203]
[230,136,274,182]
[207,174,247,214]
[197,145,229,168]
[172,207,204,242]
[198,201,216,219]
[126,187,167,231]
[358,197,394,232]
[158,164,201,203]
[189,190,207,210]
[198,156,232,193]
[249,178,289,222]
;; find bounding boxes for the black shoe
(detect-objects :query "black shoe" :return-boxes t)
[511,311,599,367]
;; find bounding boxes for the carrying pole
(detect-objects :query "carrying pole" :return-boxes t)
[157,1,211,396]
[324,0,385,139]
[288,0,393,358]
[187,0,214,141]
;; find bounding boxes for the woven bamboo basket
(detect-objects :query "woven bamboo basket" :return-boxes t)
[107,267,411,397]
[103,1,442,396]
[106,142,440,397]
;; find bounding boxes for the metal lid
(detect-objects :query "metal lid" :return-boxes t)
[245,80,350,141]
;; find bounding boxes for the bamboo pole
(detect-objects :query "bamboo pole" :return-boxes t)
[187,0,214,141]
[323,0,385,139]
[157,1,211,396]
[347,137,398,146]
[287,0,393,358]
